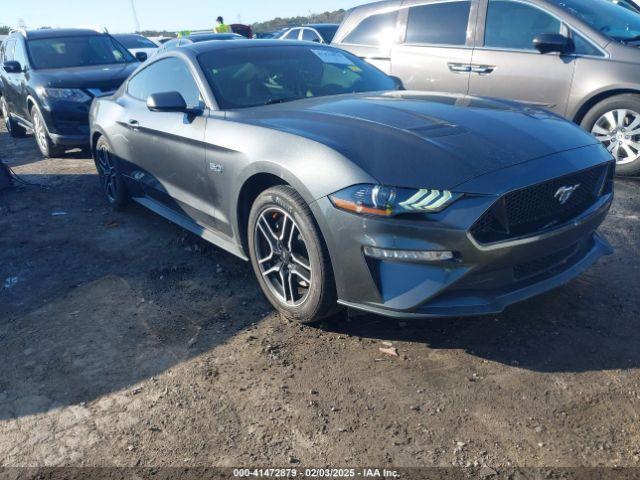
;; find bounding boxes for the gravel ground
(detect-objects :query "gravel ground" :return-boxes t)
[1,122,639,473]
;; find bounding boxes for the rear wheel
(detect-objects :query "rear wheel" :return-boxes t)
[1,97,27,138]
[248,185,339,324]
[581,94,640,176]
[94,136,129,210]
[31,104,65,158]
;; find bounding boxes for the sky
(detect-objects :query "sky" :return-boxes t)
[0,0,364,32]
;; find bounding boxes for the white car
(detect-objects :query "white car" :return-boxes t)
[277,24,339,44]
[112,33,158,60]
[148,36,174,46]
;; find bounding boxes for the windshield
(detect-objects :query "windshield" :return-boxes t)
[114,34,158,49]
[198,45,397,109]
[27,35,135,69]
[549,0,640,42]
[313,25,339,43]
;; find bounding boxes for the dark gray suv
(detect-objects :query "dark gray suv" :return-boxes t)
[333,0,640,175]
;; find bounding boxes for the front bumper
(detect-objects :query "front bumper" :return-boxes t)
[311,155,614,319]
[338,231,611,318]
[39,100,91,146]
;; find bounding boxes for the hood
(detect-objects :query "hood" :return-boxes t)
[33,62,139,93]
[231,92,600,190]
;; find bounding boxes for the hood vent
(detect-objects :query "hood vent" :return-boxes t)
[406,123,467,139]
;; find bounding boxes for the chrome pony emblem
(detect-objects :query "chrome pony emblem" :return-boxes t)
[554,184,581,205]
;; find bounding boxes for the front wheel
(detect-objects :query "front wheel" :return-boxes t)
[94,136,129,210]
[248,185,339,324]
[581,94,640,176]
[1,97,27,138]
[31,105,64,158]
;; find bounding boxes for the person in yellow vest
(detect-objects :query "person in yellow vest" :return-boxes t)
[215,17,230,33]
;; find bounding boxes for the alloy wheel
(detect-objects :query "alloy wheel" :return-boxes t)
[2,101,10,131]
[253,207,313,306]
[591,109,640,165]
[96,145,118,202]
[33,110,49,153]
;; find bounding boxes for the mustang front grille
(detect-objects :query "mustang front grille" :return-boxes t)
[471,163,614,244]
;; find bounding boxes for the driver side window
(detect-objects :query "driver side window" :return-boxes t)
[3,38,15,63]
[484,0,561,51]
[302,29,321,43]
[127,57,202,109]
[13,40,29,69]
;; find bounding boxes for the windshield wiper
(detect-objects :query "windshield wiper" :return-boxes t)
[264,97,302,105]
[616,34,640,43]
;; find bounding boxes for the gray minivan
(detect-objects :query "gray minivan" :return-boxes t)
[333,0,640,175]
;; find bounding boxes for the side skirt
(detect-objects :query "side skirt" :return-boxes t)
[132,195,248,261]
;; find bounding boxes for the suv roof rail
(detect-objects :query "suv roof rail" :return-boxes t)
[8,28,27,37]
[74,25,109,34]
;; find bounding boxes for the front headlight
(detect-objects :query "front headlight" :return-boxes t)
[36,87,92,103]
[329,184,462,217]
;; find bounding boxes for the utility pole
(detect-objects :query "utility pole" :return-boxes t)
[130,0,141,32]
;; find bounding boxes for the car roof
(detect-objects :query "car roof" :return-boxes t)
[22,28,104,40]
[189,33,242,41]
[185,39,325,54]
[304,24,339,28]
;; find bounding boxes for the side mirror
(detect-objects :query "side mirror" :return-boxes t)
[147,91,202,115]
[3,61,23,73]
[389,75,404,91]
[533,33,571,54]
[135,51,148,62]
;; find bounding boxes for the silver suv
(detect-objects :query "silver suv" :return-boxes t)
[333,0,640,175]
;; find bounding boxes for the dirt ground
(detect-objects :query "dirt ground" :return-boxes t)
[1,121,640,473]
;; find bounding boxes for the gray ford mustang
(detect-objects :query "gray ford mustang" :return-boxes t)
[89,40,615,323]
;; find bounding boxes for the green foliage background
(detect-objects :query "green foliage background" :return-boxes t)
[0,9,346,37]
[251,9,346,33]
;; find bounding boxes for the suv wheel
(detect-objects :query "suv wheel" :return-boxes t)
[94,136,129,210]
[1,97,27,138]
[248,185,339,324]
[30,104,64,158]
[581,94,640,176]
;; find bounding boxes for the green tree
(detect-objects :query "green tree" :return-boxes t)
[252,10,346,33]
[0,25,11,35]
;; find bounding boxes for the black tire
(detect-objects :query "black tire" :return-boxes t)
[248,185,339,324]
[94,135,129,211]
[1,97,27,138]
[580,94,640,176]
[30,104,65,158]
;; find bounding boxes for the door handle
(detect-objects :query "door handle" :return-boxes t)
[470,65,495,75]
[448,63,471,73]
[128,119,140,130]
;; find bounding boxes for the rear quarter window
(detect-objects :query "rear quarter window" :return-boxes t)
[342,11,398,46]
